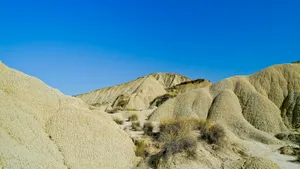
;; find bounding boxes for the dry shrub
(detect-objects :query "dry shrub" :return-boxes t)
[200,123,225,144]
[275,133,287,140]
[135,140,148,158]
[159,118,194,141]
[278,146,298,156]
[158,118,198,159]
[162,135,197,159]
[143,122,154,136]
[275,133,300,144]
[148,153,162,168]
[106,107,122,114]
[113,118,124,125]
[146,118,225,167]
[132,121,142,131]
[158,118,224,144]
[129,114,139,121]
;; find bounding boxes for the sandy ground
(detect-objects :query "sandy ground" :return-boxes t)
[247,142,300,169]
[112,109,300,169]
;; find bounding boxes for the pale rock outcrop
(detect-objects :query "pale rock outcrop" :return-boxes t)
[0,62,136,169]
[151,73,191,88]
[75,73,191,110]
[150,63,300,144]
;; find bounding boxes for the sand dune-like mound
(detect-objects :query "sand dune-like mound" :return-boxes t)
[150,63,300,144]
[75,73,191,110]
[0,62,136,169]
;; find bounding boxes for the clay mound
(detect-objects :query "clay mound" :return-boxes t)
[243,157,281,169]
[224,157,281,169]
[75,73,191,110]
[150,63,300,144]
[0,62,136,169]
[150,79,212,108]
[151,72,191,88]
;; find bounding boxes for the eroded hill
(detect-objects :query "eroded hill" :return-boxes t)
[150,63,300,144]
[1,61,300,169]
[75,73,211,111]
[0,62,137,169]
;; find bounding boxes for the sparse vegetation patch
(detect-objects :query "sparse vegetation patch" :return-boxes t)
[161,135,197,159]
[143,122,154,136]
[135,140,148,158]
[140,118,226,168]
[129,114,139,121]
[113,118,124,125]
[132,121,142,131]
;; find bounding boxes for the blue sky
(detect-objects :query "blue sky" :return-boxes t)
[0,0,299,95]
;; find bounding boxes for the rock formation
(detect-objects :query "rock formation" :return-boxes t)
[150,63,300,144]
[75,73,192,110]
[0,62,137,169]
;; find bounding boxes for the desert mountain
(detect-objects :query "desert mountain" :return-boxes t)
[75,62,299,169]
[0,61,137,169]
[75,73,211,110]
[150,63,300,144]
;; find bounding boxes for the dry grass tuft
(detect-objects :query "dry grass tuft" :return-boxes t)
[143,122,154,136]
[200,123,226,144]
[135,140,148,158]
[159,118,225,145]
[126,108,138,111]
[106,107,122,114]
[159,119,193,141]
[129,114,139,121]
[162,135,197,158]
[139,118,226,168]
[132,121,142,131]
[113,118,124,125]
[157,118,199,159]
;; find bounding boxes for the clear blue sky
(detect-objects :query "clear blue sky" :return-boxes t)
[0,0,299,95]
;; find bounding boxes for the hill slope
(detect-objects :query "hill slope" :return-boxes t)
[150,63,300,144]
[0,62,136,169]
[75,73,192,110]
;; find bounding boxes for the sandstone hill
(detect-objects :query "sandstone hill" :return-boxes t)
[2,61,299,169]
[75,73,211,111]
[0,61,137,169]
[150,63,300,144]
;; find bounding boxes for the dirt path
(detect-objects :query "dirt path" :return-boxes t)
[246,142,300,169]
